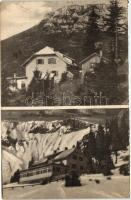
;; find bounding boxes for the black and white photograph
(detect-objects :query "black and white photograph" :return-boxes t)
[0,0,130,199]
[1,0,128,106]
[1,108,129,199]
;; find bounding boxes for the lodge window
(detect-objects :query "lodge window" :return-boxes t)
[27,172,30,176]
[90,63,96,69]
[79,156,83,161]
[54,166,60,172]
[48,168,51,172]
[30,172,33,176]
[72,164,76,169]
[21,82,26,89]
[56,167,60,172]
[37,59,44,64]
[21,173,26,177]
[29,172,32,176]
[11,79,17,87]
[72,155,77,160]
[80,166,84,170]
[48,58,56,64]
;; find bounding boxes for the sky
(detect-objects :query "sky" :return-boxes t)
[1,0,128,40]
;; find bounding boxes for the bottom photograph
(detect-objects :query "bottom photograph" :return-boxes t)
[1,108,130,199]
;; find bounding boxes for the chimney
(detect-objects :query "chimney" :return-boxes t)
[99,50,103,61]
[54,150,57,154]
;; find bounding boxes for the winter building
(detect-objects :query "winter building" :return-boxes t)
[80,52,110,77]
[32,145,88,176]
[6,46,77,91]
[53,146,88,174]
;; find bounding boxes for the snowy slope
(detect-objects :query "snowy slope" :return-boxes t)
[2,120,90,184]
[2,148,23,184]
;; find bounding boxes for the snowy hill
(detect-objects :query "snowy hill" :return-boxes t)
[2,119,91,184]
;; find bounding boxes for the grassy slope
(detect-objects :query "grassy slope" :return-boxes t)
[1,25,86,76]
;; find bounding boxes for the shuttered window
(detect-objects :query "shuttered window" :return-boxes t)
[37,59,44,64]
[48,58,56,64]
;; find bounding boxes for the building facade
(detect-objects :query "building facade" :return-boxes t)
[53,147,88,175]
[7,46,76,91]
[80,52,110,77]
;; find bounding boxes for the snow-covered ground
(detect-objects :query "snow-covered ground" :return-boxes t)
[2,119,130,193]
[111,146,129,175]
[3,174,130,199]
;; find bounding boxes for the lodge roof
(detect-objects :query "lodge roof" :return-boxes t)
[35,46,55,55]
[21,46,77,67]
[54,148,75,161]
[80,52,110,65]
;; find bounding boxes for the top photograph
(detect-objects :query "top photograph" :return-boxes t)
[1,0,128,107]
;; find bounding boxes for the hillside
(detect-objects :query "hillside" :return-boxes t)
[1,3,128,77]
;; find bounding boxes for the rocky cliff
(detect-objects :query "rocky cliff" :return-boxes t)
[2,119,91,184]
[1,3,128,77]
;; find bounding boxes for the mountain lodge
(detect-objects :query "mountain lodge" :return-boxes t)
[7,46,77,91]
[6,46,110,92]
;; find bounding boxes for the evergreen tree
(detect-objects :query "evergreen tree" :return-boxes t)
[27,68,43,97]
[102,0,127,104]
[94,59,118,104]
[1,70,10,106]
[104,0,126,62]
[84,5,101,55]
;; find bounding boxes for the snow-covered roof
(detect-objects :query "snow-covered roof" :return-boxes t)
[54,148,75,161]
[22,46,76,67]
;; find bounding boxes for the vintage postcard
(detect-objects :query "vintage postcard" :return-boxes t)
[1,109,130,198]
[1,0,130,199]
[1,0,128,106]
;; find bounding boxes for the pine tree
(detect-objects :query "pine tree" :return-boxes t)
[104,0,126,62]
[84,5,101,56]
[27,68,43,97]
[94,59,118,104]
